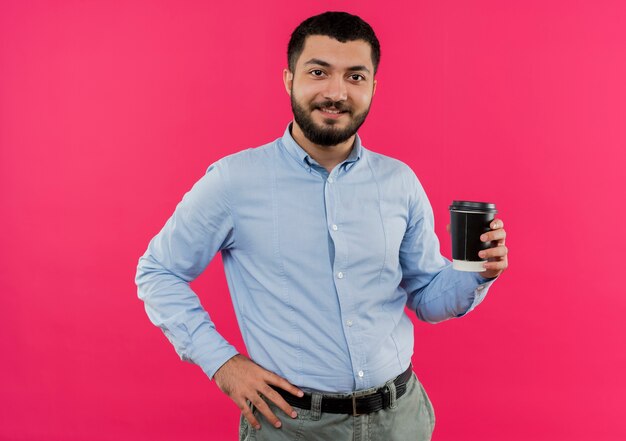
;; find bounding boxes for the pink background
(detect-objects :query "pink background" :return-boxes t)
[1,1,625,440]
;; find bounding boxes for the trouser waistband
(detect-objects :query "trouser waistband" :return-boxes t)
[272,364,413,416]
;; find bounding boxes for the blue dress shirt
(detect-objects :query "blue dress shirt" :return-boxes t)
[135,124,496,393]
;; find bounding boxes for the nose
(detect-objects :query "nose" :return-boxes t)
[323,76,348,102]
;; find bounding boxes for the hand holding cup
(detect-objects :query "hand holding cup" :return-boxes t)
[477,218,508,279]
[448,200,508,279]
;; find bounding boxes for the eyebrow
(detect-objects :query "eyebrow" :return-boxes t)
[303,58,371,74]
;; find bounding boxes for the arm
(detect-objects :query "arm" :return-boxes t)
[135,162,238,377]
[135,161,303,429]
[400,174,506,323]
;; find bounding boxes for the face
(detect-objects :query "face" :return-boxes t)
[284,35,377,147]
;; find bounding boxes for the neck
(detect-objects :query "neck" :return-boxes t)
[291,121,355,174]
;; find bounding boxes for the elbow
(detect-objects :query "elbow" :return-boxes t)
[135,253,156,300]
[414,301,461,324]
[415,309,450,325]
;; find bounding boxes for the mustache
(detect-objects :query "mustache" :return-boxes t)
[311,101,351,113]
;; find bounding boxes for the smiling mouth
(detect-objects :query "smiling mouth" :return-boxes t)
[316,106,349,117]
[320,107,343,114]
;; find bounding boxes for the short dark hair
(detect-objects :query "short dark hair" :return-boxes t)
[287,11,381,75]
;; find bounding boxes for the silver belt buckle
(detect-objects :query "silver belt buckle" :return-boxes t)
[351,395,361,416]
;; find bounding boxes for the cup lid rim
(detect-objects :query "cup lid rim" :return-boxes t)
[449,200,497,212]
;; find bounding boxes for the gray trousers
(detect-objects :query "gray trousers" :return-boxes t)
[239,372,436,441]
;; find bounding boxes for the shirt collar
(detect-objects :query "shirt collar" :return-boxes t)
[280,123,363,171]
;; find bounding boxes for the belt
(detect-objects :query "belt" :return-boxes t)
[272,364,413,416]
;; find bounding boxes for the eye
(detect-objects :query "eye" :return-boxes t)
[310,69,325,77]
[349,74,365,82]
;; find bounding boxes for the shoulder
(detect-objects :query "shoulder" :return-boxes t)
[201,139,280,183]
[363,147,422,187]
[199,139,281,200]
[214,140,279,170]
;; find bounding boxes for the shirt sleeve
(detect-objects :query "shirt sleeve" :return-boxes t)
[400,171,497,323]
[135,161,239,378]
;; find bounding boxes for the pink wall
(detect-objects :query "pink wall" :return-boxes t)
[1,1,625,440]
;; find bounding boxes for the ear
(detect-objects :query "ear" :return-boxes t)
[283,69,294,96]
[372,79,377,96]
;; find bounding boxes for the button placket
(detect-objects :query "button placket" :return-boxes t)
[324,171,362,381]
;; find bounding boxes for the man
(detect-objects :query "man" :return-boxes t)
[136,11,508,441]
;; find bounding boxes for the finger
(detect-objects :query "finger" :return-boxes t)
[251,395,283,429]
[446,223,451,234]
[490,219,504,229]
[478,245,508,259]
[260,384,298,419]
[265,373,304,398]
[483,258,508,271]
[480,229,506,243]
[492,218,506,246]
[241,403,262,431]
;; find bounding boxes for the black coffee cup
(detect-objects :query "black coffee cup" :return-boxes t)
[449,201,498,272]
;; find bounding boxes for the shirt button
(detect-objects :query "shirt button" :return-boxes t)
[346,320,353,327]
[337,272,344,279]
[331,224,338,231]
[327,177,334,183]
[358,370,364,378]
[477,285,485,291]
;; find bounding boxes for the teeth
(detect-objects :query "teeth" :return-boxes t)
[321,108,341,114]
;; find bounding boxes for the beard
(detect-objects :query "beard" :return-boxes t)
[290,91,370,147]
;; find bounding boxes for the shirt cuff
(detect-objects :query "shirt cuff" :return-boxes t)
[474,272,499,284]
[456,272,498,318]
[188,326,240,379]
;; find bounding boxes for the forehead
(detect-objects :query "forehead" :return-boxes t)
[296,35,374,71]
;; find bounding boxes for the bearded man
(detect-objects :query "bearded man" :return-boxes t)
[136,11,508,441]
